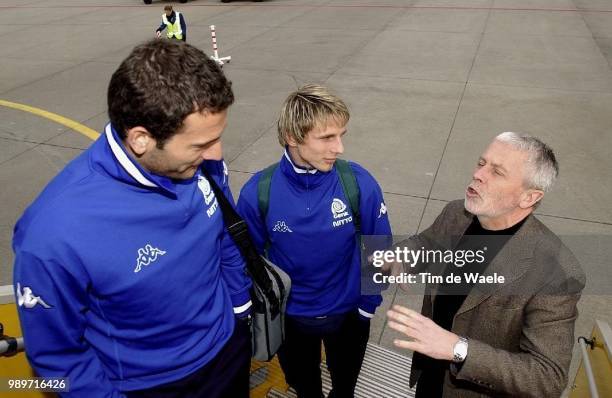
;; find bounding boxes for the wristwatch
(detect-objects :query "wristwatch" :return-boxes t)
[452,336,469,363]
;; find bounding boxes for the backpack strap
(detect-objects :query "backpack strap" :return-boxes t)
[201,168,280,315]
[257,163,279,256]
[335,159,361,234]
[257,163,279,219]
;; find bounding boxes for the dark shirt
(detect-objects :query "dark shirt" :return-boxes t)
[415,215,527,398]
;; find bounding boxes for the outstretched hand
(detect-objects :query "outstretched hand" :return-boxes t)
[387,305,459,361]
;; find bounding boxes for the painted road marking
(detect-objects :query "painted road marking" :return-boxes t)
[0,100,99,141]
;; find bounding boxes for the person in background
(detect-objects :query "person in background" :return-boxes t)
[156,5,186,42]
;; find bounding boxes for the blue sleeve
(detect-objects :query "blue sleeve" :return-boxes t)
[208,161,252,317]
[351,163,393,319]
[13,251,125,398]
[180,14,186,35]
[236,173,269,255]
[156,18,165,32]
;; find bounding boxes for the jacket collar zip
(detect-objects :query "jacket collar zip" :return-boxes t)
[280,148,333,190]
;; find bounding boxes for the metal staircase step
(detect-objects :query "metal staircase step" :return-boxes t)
[264,343,416,398]
[266,388,297,398]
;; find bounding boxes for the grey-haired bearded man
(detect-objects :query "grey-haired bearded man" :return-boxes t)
[387,132,585,398]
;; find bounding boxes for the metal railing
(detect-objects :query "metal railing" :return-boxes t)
[0,322,25,357]
[577,336,599,398]
[571,319,612,398]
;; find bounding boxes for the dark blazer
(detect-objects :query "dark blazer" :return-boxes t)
[406,200,585,398]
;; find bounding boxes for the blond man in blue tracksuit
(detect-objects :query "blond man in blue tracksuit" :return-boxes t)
[237,84,392,398]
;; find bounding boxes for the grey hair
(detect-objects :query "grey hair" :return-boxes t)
[495,132,559,192]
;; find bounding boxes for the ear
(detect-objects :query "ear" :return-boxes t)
[125,126,155,156]
[519,189,544,209]
[285,133,299,148]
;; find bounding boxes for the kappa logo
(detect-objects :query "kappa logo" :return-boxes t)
[378,202,387,218]
[273,221,293,233]
[331,198,353,228]
[134,244,167,273]
[16,283,52,309]
[198,175,219,217]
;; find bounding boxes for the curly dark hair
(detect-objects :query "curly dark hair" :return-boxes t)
[108,39,234,147]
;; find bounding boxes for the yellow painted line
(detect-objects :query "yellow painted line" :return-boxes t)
[0,99,99,140]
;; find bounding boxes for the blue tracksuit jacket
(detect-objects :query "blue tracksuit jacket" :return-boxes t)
[12,123,251,397]
[237,150,392,319]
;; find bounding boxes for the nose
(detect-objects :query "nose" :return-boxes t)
[203,141,223,161]
[333,136,344,155]
[472,165,486,183]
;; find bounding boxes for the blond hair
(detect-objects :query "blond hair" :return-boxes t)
[277,84,350,146]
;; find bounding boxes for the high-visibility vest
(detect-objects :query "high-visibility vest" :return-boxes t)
[162,12,183,40]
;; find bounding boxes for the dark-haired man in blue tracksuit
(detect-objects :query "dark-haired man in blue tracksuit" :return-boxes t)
[237,84,392,398]
[14,39,250,398]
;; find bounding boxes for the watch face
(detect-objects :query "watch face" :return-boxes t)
[457,342,468,357]
[454,340,468,362]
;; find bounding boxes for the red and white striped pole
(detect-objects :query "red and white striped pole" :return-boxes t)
[209,25,231,67]
[210,24,220,60]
